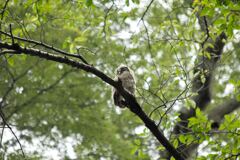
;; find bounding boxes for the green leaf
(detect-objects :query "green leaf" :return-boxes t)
[179,135,186,143]
[132,0,140,4]
[20,54,27,61]
[200,7,209,16]
[170,157,176,160]
[7,57,14,66]
[173,139,178,147]
[157,146,165,151]
[130,146,138,155]
[188,117,198,127]
[227,25,233,38]
[186,99,196,108]
[237,94,240,102]
[186,135,195,145]
[200,7,214,17]
[86,0,93,7]
[175,68,181,76]
[214,18,225,26]
[203,52,211,59]
[200,74,206,83]
[229,79,235,84]
[125,0,129,6]
[134,139,141,145]
[224,114,234,123]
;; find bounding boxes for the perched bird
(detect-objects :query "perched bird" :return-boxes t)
[112,65,135,108]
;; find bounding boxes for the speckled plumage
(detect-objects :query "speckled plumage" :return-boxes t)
[113,65,135,108]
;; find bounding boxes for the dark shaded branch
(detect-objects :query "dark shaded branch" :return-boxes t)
[0,122,5,148]
[171,32,227,159]
[0,0,9,19]
[0,30,89,64]
[103,2,114,40]
[158,83,191,126]
[142,20,152,52]
[140,0,154,21]
[173,99,240,159]
[224,153,240,160]
[0,0,10,31]
[9,24,14,44]
[208,99,240,124]
[201,16,210,47]
[155,37,201,44]
[0,110,25,157]
[0,41,185,160]
[192,32,226,108]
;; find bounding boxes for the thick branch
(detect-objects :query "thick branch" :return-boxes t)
[174,32,227,135]
[0,30,89,64]
[208,99,240,123]
[173,99,240,159]
[0,41,185,160]
[170,26,226,157]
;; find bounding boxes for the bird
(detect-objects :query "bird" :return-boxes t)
[112,65,135,108]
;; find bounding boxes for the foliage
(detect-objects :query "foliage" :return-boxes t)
[0,0,240,159]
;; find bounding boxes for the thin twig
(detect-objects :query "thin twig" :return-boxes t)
[158,83,191,126]
[9,24,15,44]
[0,110,25,157]
[140,0,154,21]
[0,0,10,35]
[103,2,114,40]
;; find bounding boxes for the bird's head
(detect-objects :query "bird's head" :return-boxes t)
[116,65,130,75]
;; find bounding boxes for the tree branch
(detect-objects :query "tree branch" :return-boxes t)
[174,32,227,136]
[0,110,25,157]
[0,30,89,64]
[208,99,240,124]
[140,0,154,21]
[170,32,227,159]
[0,0,10,33]
[171,99,240,158]
[0,41,185,160]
